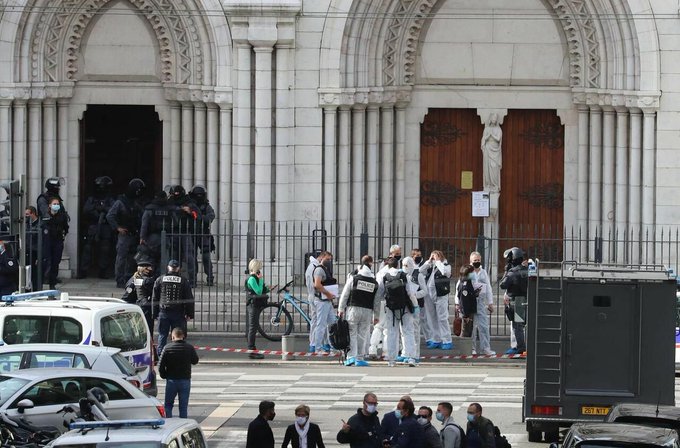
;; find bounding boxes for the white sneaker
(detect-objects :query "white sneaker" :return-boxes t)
[483,350,497,355]
[471,349,477,355]
[407,358,417,367]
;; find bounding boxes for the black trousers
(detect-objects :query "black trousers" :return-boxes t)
[246,302,261,349]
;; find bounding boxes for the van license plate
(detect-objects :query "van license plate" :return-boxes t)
[581,406,609,415]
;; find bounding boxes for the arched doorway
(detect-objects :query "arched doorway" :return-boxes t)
[77,105,162,278]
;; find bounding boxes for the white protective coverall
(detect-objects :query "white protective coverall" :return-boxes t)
[421,258,453,344]
[338,264,381,361]
[381,267,419,362]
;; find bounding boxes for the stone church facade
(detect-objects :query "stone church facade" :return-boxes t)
[0,0,675,268]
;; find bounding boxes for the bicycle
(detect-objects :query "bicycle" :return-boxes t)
[257,280,312,341]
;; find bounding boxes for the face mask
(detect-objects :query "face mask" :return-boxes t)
[365,404,377,414]
[295,416,307,426]
[394,409,402,420]
[50,204,60,212]
[435,412,445,422]
[417,417,428,426]
[393,255,401,263]
[467,414,475,423]
[414,256,423,265]
[472,261,482,269]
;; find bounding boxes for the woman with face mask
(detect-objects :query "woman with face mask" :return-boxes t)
[42,196,69,290]
[282,404,326,448]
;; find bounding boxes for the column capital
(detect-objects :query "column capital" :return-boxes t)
[252,44,275,52]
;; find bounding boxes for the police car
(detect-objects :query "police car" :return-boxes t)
[0,290,156,396]
[48,418,208,448]
[550,422,680,447]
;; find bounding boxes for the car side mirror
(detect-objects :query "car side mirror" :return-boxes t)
[17,399,34,413]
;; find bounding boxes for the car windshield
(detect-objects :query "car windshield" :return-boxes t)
[100,313,147,352]
[0,376,29,406]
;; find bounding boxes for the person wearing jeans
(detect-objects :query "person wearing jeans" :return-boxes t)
[159,327,199,418]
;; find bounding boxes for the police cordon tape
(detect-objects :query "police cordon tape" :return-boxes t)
[194,346,526,360]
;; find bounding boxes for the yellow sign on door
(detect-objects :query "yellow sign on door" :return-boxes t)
[461,171,473,189]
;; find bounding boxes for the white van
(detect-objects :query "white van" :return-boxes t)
[0,290,156,396]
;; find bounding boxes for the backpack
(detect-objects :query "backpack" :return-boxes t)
[383,271,409,313]
[442,422,467,448]
[328,317,350,352]
[494,426,511,448]
[457,280,478,317]
[434,268,451,296]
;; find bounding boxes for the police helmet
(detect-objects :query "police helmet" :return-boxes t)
[154,190,167,200]
[94,176,113,191]
[44,177,64,193]
[87,387,109,404]
[503,247,525,266]
[169,185,186,198]
[127,178,146,197]
[168,259,180,270]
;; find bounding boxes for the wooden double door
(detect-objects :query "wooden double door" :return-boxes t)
[419,108,564,265]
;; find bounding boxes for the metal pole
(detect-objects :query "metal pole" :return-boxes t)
[18,175,26,292]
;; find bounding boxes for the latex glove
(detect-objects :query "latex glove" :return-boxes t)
[413,306,420,317]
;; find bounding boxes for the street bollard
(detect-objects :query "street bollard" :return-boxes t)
[281,335,294,361]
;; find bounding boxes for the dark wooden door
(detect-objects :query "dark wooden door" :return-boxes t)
[498,109,564,261]
[419,109,484,264]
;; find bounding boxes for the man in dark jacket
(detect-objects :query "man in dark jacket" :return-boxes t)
[152,259,195,355]
[246,400,276,448]
[417,407,443,448]
[337,393,383,447]
[158,327,198,418]
[383,398,424,448]
[465,403,496,448]
[0,240,19,296]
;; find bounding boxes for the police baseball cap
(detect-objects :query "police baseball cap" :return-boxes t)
[168,259,180,268]
[137,260,153,267]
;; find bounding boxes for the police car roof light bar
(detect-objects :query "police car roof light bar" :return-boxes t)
[69,419,165,431]
[1,289,61,303]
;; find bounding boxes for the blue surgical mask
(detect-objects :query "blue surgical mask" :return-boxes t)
[435,411,445,422]
[467,413,476,423]
[50,204,60,213]
[295,416,307,426]
[365,404,377,414]
[394,409,402,420]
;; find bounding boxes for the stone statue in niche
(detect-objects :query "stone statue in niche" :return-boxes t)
[481,113,503,192]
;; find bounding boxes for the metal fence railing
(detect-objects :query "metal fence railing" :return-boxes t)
[157,221,680,336]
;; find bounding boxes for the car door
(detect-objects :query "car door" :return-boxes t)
[180,428,206,448]
[4,377,83,431]
[81,377,158,419]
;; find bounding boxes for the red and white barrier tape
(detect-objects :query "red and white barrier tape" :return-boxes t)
[194,346,526,360]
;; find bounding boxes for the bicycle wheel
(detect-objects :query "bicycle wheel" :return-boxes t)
[257,303,293,341]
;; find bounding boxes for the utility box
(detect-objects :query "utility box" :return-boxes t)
[523,262,677,443]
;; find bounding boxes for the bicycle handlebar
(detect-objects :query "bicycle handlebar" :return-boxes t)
[274,280,295,293]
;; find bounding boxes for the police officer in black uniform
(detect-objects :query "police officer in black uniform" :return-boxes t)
[36,177,65,219]
[80,176,115,279]
[167,186,200,287]
[188,185,215,286]
[500,247,528,354]
[0,240,19,296]
[152,259,195,355]
[140,190,177,270]
[41,194,69,290]
[122,257,157,334]
[107,179,146,288]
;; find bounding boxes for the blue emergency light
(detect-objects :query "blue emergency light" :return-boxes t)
[69,419,165,430]
[1,290,61,303]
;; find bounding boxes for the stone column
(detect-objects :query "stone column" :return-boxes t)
[576,106,589,257]
[628,109,642,264]
[588,107,602,257]
[206,104,219,226]
[43,99,57,178]
[233,43,252,223]
[57,100,68,176]
[641,110,656,260]
[254,45,274,223]
[614,108,629,263]
[601,108,615,233]
[170,103,181,185]
[366,106,380,231]
[28,100,42,201]
[0,101,11,180]
[181,102,194,188]
[218,106,233,241]
[12,100,27,183]
[323,107,337,223]
[276,44,293,223]
[193,103,207,184]
[351,106,366,225]
[395,105,407,228]
[337,107,351,224]
[380,106,394,225]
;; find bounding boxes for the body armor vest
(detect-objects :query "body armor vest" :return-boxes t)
[147,203,173,234]
[159,274,183,308]
[313,265,337,298]
[348,273,378,309]
[134,274,153,307]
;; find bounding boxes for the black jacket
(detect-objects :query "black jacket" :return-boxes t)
[247,414,274,448]
[466,416,496,448]
[158,340,198,380]
[282,422,325,448]
[337,408,383,448]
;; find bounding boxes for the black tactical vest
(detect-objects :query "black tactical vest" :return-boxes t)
[348,273,378,309]
[134,275,154,307]
[159,274,183,308]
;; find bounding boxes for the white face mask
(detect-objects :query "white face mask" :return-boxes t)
[295,416,307,426]
[417,417,428,426]
[365,404,377,414]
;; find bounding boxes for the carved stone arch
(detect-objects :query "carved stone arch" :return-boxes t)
[25,0,210,84]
